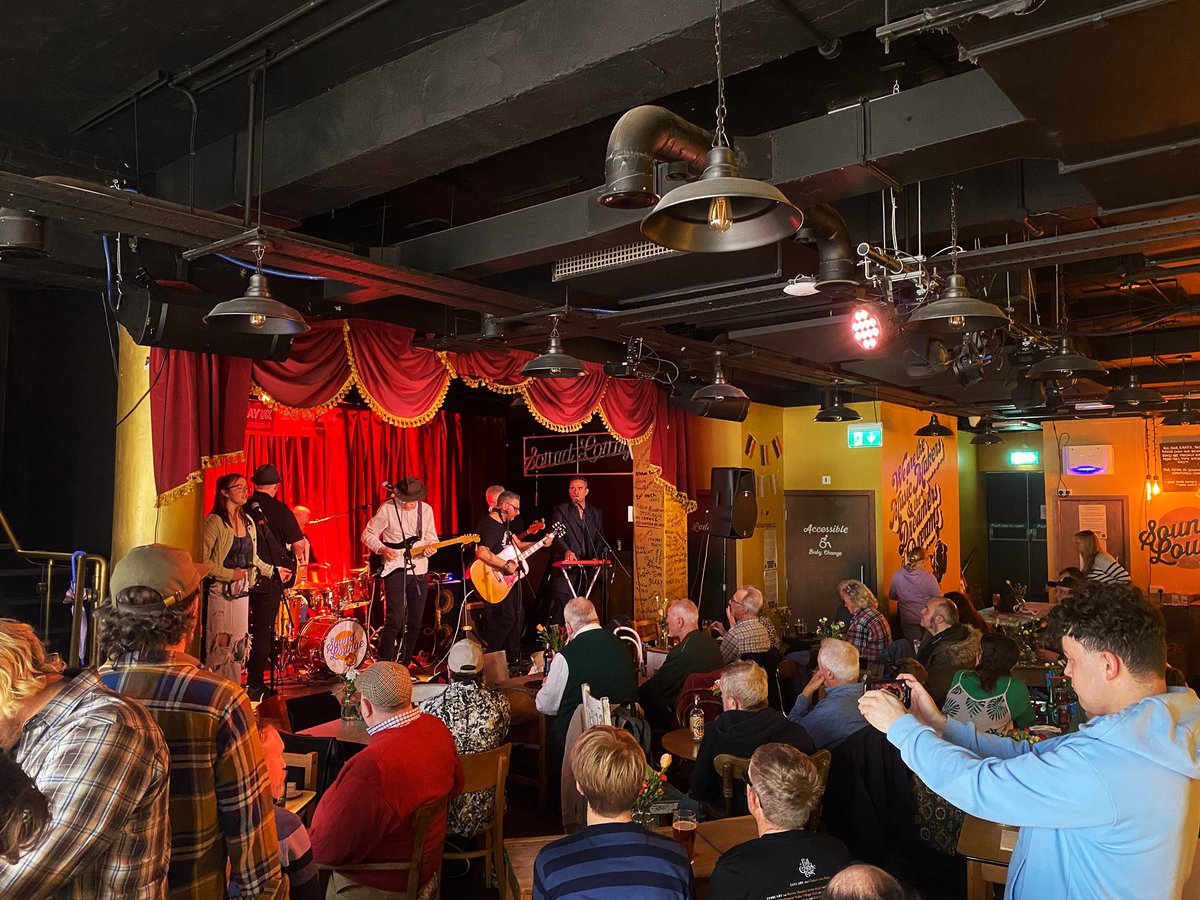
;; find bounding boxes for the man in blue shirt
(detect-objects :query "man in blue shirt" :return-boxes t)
[533,725,693,899]
[787,639,868,750]
[860,582,1200,899]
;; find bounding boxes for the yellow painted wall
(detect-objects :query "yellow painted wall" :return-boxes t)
[738,404,786,608]
[958,439,987,594]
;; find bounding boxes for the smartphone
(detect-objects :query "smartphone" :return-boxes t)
[865,679,912,707]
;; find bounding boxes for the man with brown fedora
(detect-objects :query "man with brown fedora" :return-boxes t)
[361,476,439,665]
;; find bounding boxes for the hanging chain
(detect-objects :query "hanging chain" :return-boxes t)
[712,0,729,148]
[949,183,960,275]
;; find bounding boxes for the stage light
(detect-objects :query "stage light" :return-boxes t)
[851,307,882,351]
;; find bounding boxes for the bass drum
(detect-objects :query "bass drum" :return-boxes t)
[298,616,368,675]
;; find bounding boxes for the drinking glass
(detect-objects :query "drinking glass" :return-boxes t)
[672,808,698,863]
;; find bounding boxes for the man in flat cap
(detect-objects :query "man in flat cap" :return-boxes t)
[246,463,305,699]
[310,662,462,898]
[361,476,440,666]
[98,543,282,900]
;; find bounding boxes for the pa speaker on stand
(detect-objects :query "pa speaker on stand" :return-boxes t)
[710,467,757,539]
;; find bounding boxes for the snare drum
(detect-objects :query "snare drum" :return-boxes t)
[297,616,368,675]
[330,578,360,611]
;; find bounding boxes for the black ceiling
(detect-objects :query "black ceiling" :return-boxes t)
[3,0,1200,423]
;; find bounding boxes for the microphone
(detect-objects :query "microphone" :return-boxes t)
[383,481,396,492]
[573,498,584,509]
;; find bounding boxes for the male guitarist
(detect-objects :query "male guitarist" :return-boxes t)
[361,476,439,666]
[246,463,304,699]
[475,490,547,667]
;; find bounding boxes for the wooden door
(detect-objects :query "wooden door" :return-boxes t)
[1054,497,1129,574]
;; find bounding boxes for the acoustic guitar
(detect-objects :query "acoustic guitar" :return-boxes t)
[469,522,565,604]
[370,533,480,579]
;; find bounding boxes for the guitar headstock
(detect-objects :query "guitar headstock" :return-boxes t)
[526,518,546,534]
[460,534,480,544]
[549,521,567,540]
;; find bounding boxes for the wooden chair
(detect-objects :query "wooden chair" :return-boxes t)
[612,626,644,669]
[776,658,799,713]
[674,668,724,728]
[713,748,832,824]
[320,795,448,899]
[500,687,548,811]
[956,813,1015,900]
[633,619,660,645]
[443,744,512,889]
[282,749,319,823]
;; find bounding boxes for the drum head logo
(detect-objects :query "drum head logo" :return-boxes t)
[323,620,367,673]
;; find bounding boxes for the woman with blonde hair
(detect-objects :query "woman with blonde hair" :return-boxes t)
[837,580,892,664]
[1073,530,1131,584]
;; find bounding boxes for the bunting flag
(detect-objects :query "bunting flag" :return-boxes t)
[771,435,783,459]
[744,433,759,458]
[760,443,768,466]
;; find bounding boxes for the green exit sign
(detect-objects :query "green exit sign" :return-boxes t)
[1009,449,1040,466]
[847,423,883,449]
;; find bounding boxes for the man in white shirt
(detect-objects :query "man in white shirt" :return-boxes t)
[361,476,438,665]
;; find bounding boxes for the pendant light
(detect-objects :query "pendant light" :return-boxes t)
[971,420,1004,445]
[915,413,953,437]
[814,385,860,422]
[1161,356,1200,425]
[1026,336,1106,380]
[691,351,748,403]
[204,239,309,335]
[640,0,803,253]
[520,313,586,378]
[1107,370,1164,407]
[904,185,1008,335]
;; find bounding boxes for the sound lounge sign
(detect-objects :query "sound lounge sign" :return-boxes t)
[1139,507,1200,568]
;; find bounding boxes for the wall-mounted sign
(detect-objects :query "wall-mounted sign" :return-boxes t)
[847,423,883,449]
[1139,507,1200,568]
[1009,450,1039,466]
[523,432,632,477]
[888,437,948,580]
[1160,440,1200,491]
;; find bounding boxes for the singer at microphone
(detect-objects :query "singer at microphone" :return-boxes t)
[544,476,607,624]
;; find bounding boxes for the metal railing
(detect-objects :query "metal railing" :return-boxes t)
[0,506,108,666]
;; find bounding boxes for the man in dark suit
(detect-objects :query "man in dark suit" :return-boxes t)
[546,477,606,624]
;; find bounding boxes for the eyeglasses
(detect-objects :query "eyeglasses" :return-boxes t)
[743,769,755,791]
[728,597,746,609]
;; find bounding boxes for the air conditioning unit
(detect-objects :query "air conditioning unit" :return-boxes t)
[1063,444,1112,475]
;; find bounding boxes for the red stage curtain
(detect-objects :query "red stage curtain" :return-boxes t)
[347,321,453,425]
[149,348,252,505]
[252,321,352,411]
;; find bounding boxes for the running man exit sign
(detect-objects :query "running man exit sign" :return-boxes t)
[847,423,883,449]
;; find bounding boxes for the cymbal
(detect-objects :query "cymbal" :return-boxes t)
[350,566,370,575]
[290,582,329,592]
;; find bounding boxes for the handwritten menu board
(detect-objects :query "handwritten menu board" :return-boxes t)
[1161,440,1200,491]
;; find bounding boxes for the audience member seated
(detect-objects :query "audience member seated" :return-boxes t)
[709,743,850,899]
[0,751,49,864]
[533,725,693,899]
[260,725,320,900]
[859,581,1200,899]
[422,639,511,837]
[787,639,868,750]
[1049,567,1085,604]
[536,598,638,746]
[691,661,814,815]
[838,581,892,665]
[914,597,980,704]
[0,618,171,898]
[310,662,463,898]
[639,599,724,729]
[942,632,1034,734]
[944,590,989,634]
[721,586,778,664]
[823,864,909,900]
[1075,529,1132,584]
[98,544,283,898]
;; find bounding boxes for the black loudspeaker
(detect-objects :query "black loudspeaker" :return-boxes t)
[669,383,750,422]
[116,284,293,361]
[710,467,757,539]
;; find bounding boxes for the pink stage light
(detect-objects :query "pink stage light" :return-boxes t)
[851,307,882,351]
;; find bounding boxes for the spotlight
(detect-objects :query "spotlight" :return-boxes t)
[850,307,882,351]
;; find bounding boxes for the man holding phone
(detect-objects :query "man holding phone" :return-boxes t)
[859,581,1200,899]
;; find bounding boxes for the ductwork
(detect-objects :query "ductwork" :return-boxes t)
[799,203,858,289]
[598,106,713,209]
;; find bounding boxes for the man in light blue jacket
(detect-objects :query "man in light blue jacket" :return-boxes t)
[860,581,1200,899]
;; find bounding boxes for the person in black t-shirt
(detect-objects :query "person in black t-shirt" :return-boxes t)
[709,742,850,900]
[245,463,305,698]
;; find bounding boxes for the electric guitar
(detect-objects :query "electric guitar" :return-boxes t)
[370,533,480,579]
[470,522,565,604]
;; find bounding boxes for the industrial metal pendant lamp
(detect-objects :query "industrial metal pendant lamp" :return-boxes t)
[1106,370,1163,407]
[640,0,802,253]
[204,240,309,335]
[520,314,587,378]
[814,386,860,423]
[970,420,1003,445]
[915,413,953,437]
[904,185,1008,335]
[1161,356,1200,425]
[692,351,748,403]
[1026,336,1106,380]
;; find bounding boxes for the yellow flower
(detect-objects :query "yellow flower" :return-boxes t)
[659,753,673,771]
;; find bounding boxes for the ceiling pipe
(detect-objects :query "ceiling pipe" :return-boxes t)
[799,203,858,288]
[598,106,713,210]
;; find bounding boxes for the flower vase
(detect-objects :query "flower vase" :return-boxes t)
[340,685,361,721]
[632,807,656,831]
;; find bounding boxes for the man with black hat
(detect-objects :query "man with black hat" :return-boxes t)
[361,476,439,665]
[97,543,282,900]
[246,463,304,698]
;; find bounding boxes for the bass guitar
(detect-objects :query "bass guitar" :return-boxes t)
[470,522,565,604]
[370,533,480,579]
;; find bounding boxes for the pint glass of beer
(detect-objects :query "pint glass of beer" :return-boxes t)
[672,808,698,863]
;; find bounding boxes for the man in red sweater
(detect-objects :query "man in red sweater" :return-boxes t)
[309,662,463,897]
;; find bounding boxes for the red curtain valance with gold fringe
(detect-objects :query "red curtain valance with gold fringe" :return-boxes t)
[151,319,693,508]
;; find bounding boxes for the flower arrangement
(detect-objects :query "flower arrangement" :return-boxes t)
[339,662,361,721]
[817,616,847,640]
[1008,728,1048,746]
[1006,580,1028,613]
[633,753,673,826]
[654,595,671,647]
[536,623,566,654]
[997,615,1049,665]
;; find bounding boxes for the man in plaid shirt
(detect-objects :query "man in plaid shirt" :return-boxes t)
[720,585,778,664]
[838,579,893,665]
[98,544,282,900]
[0,619,170,899]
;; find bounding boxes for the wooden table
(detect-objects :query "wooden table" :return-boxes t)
[662,727,702,762]
[299,717,371,745]
[503,816,757,900]
[283,789,316,821]
[956,814,1018,900]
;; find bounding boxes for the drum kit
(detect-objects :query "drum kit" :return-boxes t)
[276,563,374,680]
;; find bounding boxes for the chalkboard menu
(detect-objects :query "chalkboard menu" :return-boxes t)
[1161,440,1200,491]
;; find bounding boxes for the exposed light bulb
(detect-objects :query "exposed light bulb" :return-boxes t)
[947,314,966,331]
[708,196,732,233]
[249,314,268,329]
[1153,475,1162,496]
[1146,478,1154,502]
